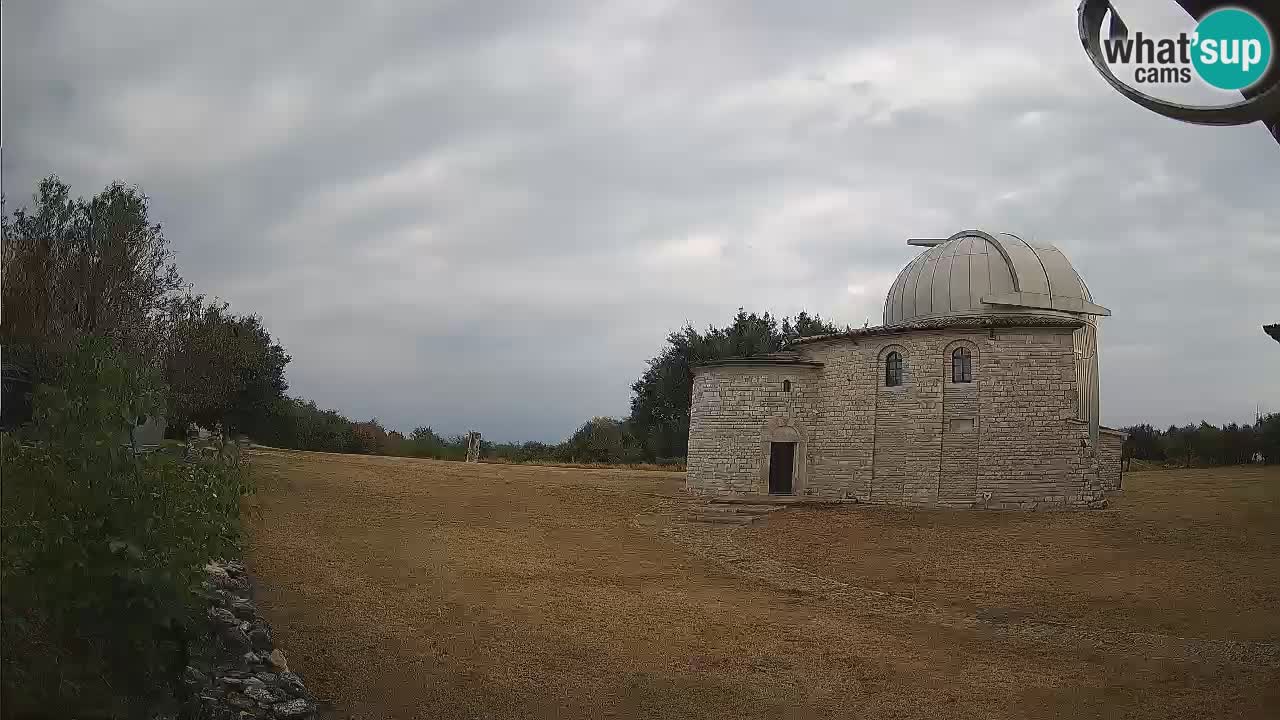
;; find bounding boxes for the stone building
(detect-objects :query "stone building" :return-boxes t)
[686,230,1127,509]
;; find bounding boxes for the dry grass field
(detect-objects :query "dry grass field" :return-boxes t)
[246,450,1280,719]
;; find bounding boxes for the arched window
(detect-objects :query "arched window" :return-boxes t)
[782,380,791,393]
[885,351,903,387]
[952,347,973,383]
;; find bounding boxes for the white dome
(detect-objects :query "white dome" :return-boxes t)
[883,230,1109,326]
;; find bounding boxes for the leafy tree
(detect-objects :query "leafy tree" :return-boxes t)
[254,397,355,453]
[1122,424,1164,461]
[162,296,290,435]
[350,418,390,454]
[410,425,442,444]
[563,416,635,463]
[629,308,840,460]
[2,177,185,385]
[1219,423,1249,465]
[1193,421,1223,467]
[1259,413,1280,464]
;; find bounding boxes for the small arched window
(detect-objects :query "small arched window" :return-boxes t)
[952,347,973,383]
[782,380,791,393]
[885,351,903,387]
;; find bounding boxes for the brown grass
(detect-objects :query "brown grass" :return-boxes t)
[246,450,1280,719]
[480,457,687,472]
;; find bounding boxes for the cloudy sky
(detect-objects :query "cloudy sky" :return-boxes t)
[4,0,1277,441]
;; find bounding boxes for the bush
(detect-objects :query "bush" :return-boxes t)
[0,339,252,717]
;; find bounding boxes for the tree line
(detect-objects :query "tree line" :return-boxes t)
[1120,418,1280,468]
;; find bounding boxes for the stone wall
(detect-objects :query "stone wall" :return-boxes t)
[687,325,1105,509]
[940,340,980,507]
[1099,428,1126,491]
[871,343,942,505]
[686,366,817,495]
[190,560,318,719]
[972,331,1100,509]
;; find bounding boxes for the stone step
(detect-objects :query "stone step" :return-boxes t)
[707,504,778,515]
[704,494,811,506]
[688,513,761,526]
[694,504,747,514]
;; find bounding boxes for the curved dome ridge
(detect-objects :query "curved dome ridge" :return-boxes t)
[883,230,1110,325]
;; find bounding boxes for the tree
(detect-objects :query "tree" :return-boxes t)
[248,397,354,453]
[563,417,633,463]
[350,419,390,455]
[1193,421,1223,467]
[628,308,839,460]
[1259,413,1280,464]
[2,177,184,384]
[162,296,290,436]
[1121,424,1164,461]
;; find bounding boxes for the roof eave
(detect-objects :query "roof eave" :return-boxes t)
[787,313,1086,347]
[693,358,824,371]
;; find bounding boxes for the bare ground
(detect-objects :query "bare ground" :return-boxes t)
[246,451,1280,719]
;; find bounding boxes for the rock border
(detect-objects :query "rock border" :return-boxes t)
[182,560,320,720]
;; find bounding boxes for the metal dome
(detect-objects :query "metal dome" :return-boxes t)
[884,229,1109,446]
[883,230,1109,326]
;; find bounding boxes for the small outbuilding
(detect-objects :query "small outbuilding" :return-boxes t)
[686,230,1124,509]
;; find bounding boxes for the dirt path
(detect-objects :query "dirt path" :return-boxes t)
[247,450,1280,719]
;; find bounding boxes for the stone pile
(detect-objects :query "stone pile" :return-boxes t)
[183,560,319,720]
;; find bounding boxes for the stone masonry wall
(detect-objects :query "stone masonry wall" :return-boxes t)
[870,343,942,505]
[940,340,980,507]
[1099,429,1125,491]
[971,331,1101,508]
[687,326,1105,509]
[686,366,818,495]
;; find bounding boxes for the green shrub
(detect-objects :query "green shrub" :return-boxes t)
[1,339,252,717]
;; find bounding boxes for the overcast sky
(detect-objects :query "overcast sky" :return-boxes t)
[4,0,1277,442]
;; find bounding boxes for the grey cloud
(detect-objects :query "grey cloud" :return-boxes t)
[4,0,1277,441]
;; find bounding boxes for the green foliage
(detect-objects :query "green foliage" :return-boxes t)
[561,416,645,464]
[400,425,468,460]
[163,295,291,435]
[1121,415,1280,467]
[629,308,840,460]
[2,176,292,438]
[350,418,390,455]
[248,396,347,452]
[1,176,184,386]
[1,340,251,717]
[487,440,559,463]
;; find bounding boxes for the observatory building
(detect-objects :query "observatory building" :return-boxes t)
[685,230,1125,509]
